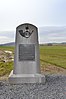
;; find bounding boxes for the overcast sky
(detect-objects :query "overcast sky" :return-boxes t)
[0,0,66,44]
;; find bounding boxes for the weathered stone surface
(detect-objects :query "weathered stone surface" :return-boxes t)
[9,23,45,83]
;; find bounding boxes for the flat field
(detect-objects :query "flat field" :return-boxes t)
[40,45,66,74]
[0,46,14,52]
[0,45,66,79]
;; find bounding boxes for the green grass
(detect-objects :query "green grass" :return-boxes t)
[40,45,66,69]
[0,46,14,52]
[0,45,66,76]
[0,46,14,76]
[0,62,13,76]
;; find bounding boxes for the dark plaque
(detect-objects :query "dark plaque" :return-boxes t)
[19,44,35,61]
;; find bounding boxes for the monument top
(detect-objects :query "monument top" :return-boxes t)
[16,23,37,29]
[16,23,38,44]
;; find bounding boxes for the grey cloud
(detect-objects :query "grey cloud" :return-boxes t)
[39,26,66,34]
[0,31,15,38]
[39,26,66,43]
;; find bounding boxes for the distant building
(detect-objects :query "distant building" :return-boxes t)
[47,43,53,46]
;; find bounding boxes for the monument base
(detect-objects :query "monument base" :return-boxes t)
[9,70,45,84]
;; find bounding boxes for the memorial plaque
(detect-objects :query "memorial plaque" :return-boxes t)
[19,44,35,61]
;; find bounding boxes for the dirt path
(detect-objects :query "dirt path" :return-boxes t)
[41,64,66,75]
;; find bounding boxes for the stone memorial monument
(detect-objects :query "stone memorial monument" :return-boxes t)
[9,23,45,83]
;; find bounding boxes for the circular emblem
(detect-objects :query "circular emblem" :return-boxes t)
[19,30,33,38]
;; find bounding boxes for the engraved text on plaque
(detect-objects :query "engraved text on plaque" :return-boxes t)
[19,44,35,61]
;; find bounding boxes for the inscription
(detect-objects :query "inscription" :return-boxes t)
[19,44,35,61]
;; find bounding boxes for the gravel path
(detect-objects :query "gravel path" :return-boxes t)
[0,74,66,99]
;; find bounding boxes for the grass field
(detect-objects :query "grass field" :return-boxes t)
[0,46,14,52]
[0,45,66,77]
[40,45,66,69]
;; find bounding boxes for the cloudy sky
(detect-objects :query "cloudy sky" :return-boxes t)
[0,0,66,44]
